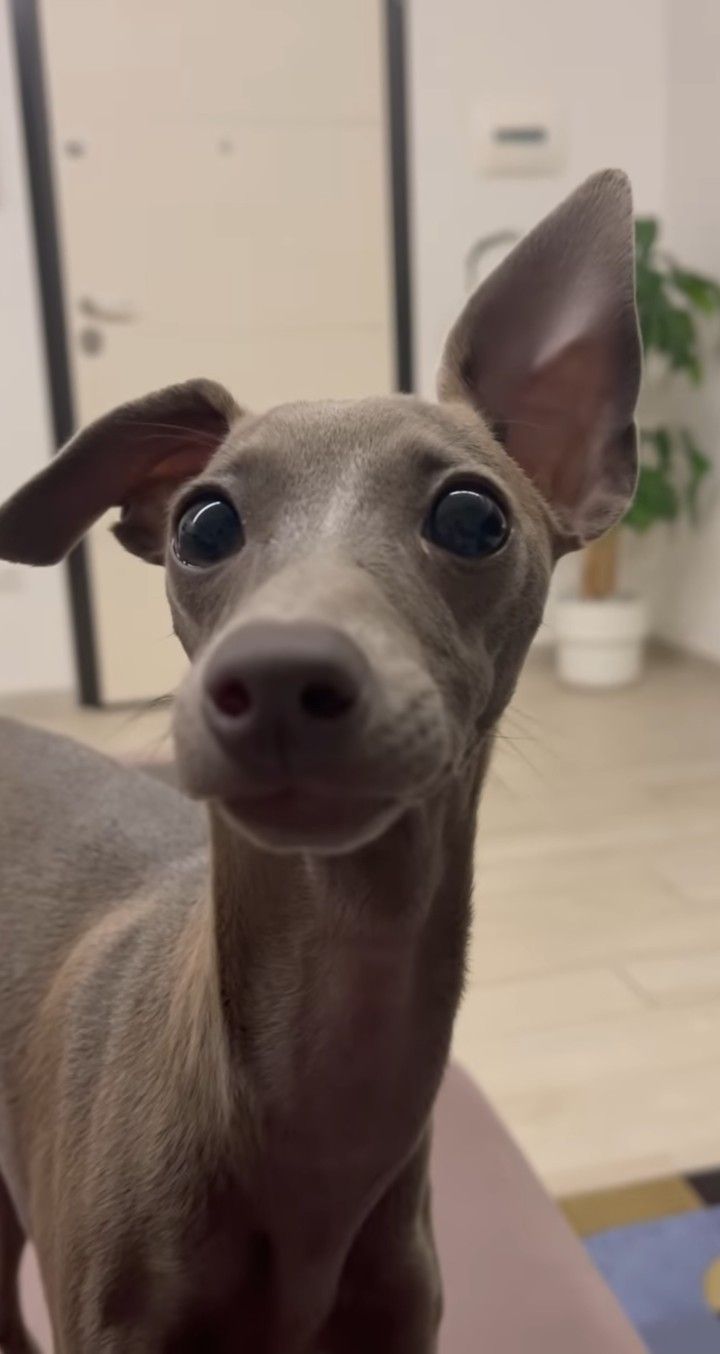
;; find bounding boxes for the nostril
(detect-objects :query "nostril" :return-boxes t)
[211,677,252,719]
[300,681,356,720]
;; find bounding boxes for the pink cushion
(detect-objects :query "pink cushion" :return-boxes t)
[20,1064,647,1351]
[432,1065,648,1352]
[20,1246,51,1351]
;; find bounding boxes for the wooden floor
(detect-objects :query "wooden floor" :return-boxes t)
[462,647,720,1197]
[3,647,720,1198]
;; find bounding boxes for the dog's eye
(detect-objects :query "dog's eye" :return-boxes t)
[174,495,243,567]
[425,485,509,559]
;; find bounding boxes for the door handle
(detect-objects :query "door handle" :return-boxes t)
[77,296,138,324]
[464,231,518,294]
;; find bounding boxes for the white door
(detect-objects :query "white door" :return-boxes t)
[39,0,394,702]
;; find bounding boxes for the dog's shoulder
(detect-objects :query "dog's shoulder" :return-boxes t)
[0,715,206,878]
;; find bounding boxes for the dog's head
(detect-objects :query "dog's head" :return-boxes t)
[0,172,640,854]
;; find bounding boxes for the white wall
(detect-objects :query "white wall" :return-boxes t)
[3,0,718,691]
[655,0,720,661]
[0,0,73,695]
[407,0,670,641]
[407,0,668,399]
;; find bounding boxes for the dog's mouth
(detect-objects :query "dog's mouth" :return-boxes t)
[217,783,402,854]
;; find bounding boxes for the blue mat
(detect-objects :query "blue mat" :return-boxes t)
[586,1207,720,1351]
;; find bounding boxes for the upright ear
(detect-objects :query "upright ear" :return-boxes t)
[0,378,241,566]
[438,170,641,551]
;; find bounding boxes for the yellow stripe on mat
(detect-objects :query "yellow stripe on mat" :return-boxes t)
[561,1177,702,1238]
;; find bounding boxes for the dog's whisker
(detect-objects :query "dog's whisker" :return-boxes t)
[493,416,559,433]
[121,420,229,450]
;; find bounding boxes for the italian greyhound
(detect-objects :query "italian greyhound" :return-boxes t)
[0,171,640,1353]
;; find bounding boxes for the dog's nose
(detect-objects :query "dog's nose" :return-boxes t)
[203,621,369,759]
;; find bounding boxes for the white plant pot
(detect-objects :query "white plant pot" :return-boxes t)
[554,595,648,689]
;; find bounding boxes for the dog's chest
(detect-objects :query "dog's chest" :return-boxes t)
[163,1090,418,1350]
[135,1180,342,1354]
[253,933,441,1211]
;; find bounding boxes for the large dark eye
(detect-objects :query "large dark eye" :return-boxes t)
[424,485,510,559]
[174,494,243,567]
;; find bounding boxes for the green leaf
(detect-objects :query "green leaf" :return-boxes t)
[624,464,680,533]
[630,426,712,531]
[635,218,658,259]
[680,429,712,522]
[635,266,665,354]
[641,427,673,472]
[634,257,704,375]
[629,217,717,532]
[670,268,720,314]
[654,305,702,380]
[686,353,703,384]
[633,219,720,378]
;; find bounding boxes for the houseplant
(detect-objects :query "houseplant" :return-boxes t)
[555,217,718,687]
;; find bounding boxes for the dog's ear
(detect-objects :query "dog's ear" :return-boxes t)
[0,378,241,566]
[438,170,641,552]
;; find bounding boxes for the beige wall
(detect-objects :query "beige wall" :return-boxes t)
[0,0,73,695]
[5,0,720,691]
[407,0,668,400]
[656,0,720,661]
[38,0,393,702]
[407,0,671,642]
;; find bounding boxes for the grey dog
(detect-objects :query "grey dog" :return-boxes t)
[0,171,640,1352]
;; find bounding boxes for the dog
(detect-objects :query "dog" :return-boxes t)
[0,170,640,1352]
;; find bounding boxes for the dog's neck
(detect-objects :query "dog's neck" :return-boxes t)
[201,751,486,1216]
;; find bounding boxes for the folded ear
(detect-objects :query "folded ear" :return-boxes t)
[0,378,241,565]
[438,170,642,551]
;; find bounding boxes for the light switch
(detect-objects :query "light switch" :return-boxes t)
[473,100,567,177]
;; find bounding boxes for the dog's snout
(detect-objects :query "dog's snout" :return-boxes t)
[204,622,369,756]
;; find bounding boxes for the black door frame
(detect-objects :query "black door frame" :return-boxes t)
[10,0,414,706]
[385,0,415,394]
[10,0,100,704]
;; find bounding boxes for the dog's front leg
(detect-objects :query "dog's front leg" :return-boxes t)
[0,1175,40,1354]
[43,1239,174,1354]
[319,1141,442,1354]
[321,1263,440,1354]
[53,1314,170,1354]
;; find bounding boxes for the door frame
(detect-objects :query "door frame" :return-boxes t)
[385,0,414,395]
[10,0,100,704]
[10,0,415,706]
